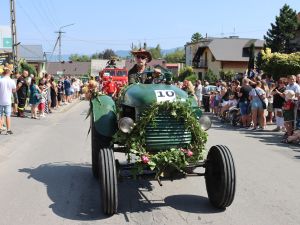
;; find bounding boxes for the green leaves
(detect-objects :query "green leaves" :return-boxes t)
[113,100,208,178]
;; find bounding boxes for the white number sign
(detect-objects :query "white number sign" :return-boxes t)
[154,90,176,102]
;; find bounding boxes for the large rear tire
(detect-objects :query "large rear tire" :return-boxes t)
[205,145,236,209]
[91,112,111,178]
[99,148,118,215]
[91,114,100,178]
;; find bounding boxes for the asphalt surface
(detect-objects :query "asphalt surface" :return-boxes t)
[0,100,299,225]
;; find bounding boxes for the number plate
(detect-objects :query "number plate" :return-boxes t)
[155,90,176,102]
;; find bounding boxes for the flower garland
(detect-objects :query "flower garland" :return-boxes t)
[113,100,208,179]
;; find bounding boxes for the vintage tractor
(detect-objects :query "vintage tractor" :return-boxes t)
[90,71,236,215]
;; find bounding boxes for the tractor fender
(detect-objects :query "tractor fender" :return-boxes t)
[91,95,118,137]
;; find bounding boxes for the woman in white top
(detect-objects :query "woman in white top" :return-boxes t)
[195,80,203,107]
[249,81,266,130]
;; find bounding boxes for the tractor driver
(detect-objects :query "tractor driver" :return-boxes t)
[128,48,152,84]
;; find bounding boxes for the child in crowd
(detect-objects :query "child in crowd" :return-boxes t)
[38,81,47,118]
[210,91,216,114]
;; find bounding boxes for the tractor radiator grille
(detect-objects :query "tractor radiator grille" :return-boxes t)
[145,114,191,151]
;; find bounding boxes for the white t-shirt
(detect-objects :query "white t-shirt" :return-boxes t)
[286,83,300,95]
[0,76,16,105]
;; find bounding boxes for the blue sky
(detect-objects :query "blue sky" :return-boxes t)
[0,0,299,54]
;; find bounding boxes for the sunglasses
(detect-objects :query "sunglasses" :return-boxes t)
[136,55,146,60]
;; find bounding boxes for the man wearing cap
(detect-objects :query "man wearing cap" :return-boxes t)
[0,68,16,134]
[128,48,152,84]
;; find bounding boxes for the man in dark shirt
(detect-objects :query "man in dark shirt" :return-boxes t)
[16,70,29,117]
[238,78,252,128]
[128,48,152,84]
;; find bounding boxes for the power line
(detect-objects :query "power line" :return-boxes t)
[16,0,51,46]
[30,1,57,31]
[44,0,60,27]
[37,1,59,29]
[45,0,62,26]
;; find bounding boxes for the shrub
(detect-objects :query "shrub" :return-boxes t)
[204,69,218,83]
[260,48,300,80]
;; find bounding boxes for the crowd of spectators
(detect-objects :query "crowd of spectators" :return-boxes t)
[0,68,84,135]
[177,73,300,144]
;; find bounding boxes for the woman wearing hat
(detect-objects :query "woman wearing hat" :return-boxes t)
[128,48,152,84]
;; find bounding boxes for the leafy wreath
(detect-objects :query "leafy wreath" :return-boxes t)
[113,100,208,179]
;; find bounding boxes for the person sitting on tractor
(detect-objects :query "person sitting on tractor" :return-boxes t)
[128,48,152,84]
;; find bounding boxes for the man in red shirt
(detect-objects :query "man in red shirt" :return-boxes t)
[104,77,117,98]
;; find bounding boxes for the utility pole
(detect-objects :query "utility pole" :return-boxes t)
[10,0,18,73]
[55,30,64,62]
[55,23,74,62]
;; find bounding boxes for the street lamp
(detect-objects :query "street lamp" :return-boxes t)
[55,23,75,62]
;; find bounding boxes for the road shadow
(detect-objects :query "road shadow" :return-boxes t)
[19,162,223,221]
[164,194,222,214]
[19,162,104,221]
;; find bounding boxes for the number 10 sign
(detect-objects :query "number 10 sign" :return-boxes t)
[154,90,176,102]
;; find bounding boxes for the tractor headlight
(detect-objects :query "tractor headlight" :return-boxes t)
[118,117,134,133]
[199,115,212,131]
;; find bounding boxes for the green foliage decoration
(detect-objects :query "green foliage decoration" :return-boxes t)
[113,100,208,178]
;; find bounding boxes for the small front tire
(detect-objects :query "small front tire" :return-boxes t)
[205,145,236,209]
[99,148,118,215]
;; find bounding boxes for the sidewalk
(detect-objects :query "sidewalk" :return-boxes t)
[0,99,81,138]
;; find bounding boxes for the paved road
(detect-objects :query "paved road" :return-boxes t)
[0,101,299,225]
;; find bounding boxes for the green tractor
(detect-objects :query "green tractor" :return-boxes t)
[90,71,236,215]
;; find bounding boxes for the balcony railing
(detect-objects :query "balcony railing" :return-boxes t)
[192,59,207,68]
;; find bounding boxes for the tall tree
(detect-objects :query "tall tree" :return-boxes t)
[264,4,298,53]
[247,43,255,76]
[149,44,162,59]
[102,49,117,59]
[69,54,90,62]
[91,52,104,59]
[191,32,203,43]
[165,48,185,63]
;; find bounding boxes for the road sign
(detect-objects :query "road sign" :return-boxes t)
[3,37,12,48]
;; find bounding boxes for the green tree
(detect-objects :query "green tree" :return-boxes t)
[191,32,203,43]
[80,55,91,62]
[69,54,90,62]
[91,52,104,59]
[103,49,117,59]
[259,48,300,80]
[219,70,235,82]
[165,48,185,63]
[149,44,162,59]
[69,54,80,61]
[255,51,263,72]
[247,43,255,76]
[204,69,217,84]
[18,58,37,76]
[264,4,298,53]
[177,66,194,82]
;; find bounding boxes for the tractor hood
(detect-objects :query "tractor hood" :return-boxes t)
[121,84,192,107]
